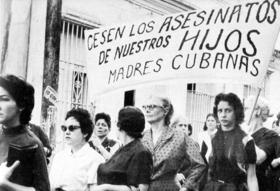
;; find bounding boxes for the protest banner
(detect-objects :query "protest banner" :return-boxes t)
[85,0,280,97]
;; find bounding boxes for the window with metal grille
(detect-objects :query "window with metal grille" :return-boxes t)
[71,71,88,108]
[59,19,93,111]
[56,19,94,150]
[243,84,258,98]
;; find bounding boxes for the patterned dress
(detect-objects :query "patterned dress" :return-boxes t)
[142,126,206,191]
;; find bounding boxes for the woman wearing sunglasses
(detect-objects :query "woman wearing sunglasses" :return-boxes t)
[49,108,104,191]
[92,106,153,191]
[0,74,50,191]
[141,95,206,191]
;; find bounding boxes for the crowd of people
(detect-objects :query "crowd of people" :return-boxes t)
[0,74,280,191]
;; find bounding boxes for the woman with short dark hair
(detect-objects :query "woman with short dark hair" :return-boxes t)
[0,74,50,191]
[89,112,120,160]
[50,108,104,191]
[92,106,153,191]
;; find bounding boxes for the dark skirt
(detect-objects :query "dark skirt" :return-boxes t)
[271,176,280,191]
[148,178,181,191]
[203,180,247,191]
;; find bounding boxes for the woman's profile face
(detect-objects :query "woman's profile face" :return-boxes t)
[206,116,217,131]
[94,119,109,138]
[63,117,86,147]
[142,97,166,125]
[0,87,21,127]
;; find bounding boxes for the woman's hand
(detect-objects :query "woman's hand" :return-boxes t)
[0,161,20,184]
[271,158,280,168]
[90,135,113,160]
[176,173,186,184]
[91,135,103,148]
[90,184,107,191]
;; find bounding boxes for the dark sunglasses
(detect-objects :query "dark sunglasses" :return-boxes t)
[61,125,80,132]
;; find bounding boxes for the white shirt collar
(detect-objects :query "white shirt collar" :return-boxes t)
[66,143,91,157]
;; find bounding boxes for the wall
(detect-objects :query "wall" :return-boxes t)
[0,0,31,77]
[27,0,48,125]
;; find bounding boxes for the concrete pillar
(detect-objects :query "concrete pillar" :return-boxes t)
[27,0,48,125]
[41,0,62,146]
[0,0,11,71]
[0,0,32,77]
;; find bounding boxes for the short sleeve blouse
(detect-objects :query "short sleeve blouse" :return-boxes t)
[97,139,153,186]
[252,127,278,159]
[251,127,279,191]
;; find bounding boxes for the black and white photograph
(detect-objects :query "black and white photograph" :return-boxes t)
[1,0,280,191]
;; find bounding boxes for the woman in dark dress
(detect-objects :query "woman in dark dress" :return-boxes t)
[91,106,153,191]
[0,74,50,191]
[203,93,258,191]
[271,137,280,191]
[244,96,278,191]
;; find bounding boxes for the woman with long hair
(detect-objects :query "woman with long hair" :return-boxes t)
[141,95,206,191]
[203,93,258,191]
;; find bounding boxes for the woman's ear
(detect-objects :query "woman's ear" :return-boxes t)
[163,106,169,115]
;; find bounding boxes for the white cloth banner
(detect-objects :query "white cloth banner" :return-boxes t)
[85,0,280,96]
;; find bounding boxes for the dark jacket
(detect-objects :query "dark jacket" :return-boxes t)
[3,125,50,191]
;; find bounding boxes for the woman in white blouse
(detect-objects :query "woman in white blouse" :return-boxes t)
[50,108,104,191]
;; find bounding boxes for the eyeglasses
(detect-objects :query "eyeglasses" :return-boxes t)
[177,124,188,128]
[61,125,80,132]
[142,104,165,111]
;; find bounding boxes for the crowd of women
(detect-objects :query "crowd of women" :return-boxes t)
[0,74,280,191]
